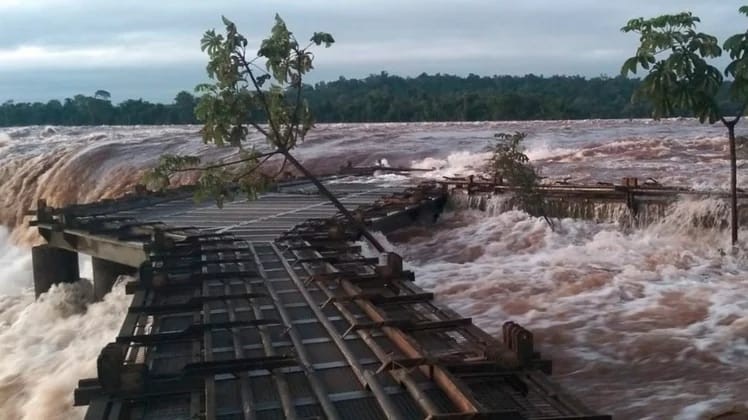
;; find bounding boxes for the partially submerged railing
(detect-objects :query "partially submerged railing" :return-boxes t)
[440,175,748,225]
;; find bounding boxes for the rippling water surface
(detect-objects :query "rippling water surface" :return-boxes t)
[1,120,746,419]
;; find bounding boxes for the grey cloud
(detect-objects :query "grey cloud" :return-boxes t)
[0,66,207,103]
[1,0,746,102]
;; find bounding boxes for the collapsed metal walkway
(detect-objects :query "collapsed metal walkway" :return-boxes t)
[31,177,610,420]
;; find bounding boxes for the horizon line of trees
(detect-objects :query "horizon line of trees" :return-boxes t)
[0,72,740,126]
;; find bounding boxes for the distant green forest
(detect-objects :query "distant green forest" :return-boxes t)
[1,72,737,126]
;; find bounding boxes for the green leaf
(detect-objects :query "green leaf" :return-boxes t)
[621,10,731,122]
[621,56,639,76]
[310,32,335,47]
[154,14,334,207]
[256,74,271,87]
[488,132,547,216]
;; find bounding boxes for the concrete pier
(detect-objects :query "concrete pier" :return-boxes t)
[91,257,136,301]
[32,244,79,298]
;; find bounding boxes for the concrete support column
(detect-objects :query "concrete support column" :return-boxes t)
[32,245,80,298]
[92,257,136,301]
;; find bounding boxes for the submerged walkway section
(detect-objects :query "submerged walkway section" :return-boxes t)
[31,177,610,420]
[443,176,748,225]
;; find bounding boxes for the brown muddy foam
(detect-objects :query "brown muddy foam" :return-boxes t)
[2,121,748,419]
[387,203,748,419]
[1,120,744,236]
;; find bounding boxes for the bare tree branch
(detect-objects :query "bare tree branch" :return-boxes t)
[172,151,278,172]
[231,153,275,182]
[248,121,270,138]
[731,104,747,124]
[270,156,289,179]
[290,47,305,147]
[239,53,284,149]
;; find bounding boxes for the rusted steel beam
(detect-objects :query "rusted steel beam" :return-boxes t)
[250,243,341,420]
[271,243,405,420]
[344,318,473,337]
[297,251,447,419]
[320,291,434,308]
[139,269,259,290]
[128,293,269,314]
[214,238,296,420]
[280,192,607,417]
[181,356,298,376]
[200,275,218,420]
[292,255,379,266]
[279,215,516,415]
[374,355,497,375]
[363,369,408,419]
[116,319,282,345]
[337,279,483,414]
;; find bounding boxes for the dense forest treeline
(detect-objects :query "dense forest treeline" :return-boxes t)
[308,73,652,121]
[1,72,738,126]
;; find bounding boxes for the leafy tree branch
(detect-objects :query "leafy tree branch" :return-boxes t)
[488,132,554,229]
[621,7,748,246]
[144,14,385,251]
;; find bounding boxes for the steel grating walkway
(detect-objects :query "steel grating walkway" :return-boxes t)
[30,177,611,420]
[107,181,407,241]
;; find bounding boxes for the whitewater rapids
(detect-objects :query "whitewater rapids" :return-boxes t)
[1,120,747,419]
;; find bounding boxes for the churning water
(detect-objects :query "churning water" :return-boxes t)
[1,120,746,419]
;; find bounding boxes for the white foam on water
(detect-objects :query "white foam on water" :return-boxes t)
[674,397,734,420]
[0,227,131,420]
[0,276,132,420]
[390,202,748,419]
[410,150,491,179]
[524,142,575,161]
[0,227,33,295]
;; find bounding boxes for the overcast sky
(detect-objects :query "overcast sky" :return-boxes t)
[1,0,745,102]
